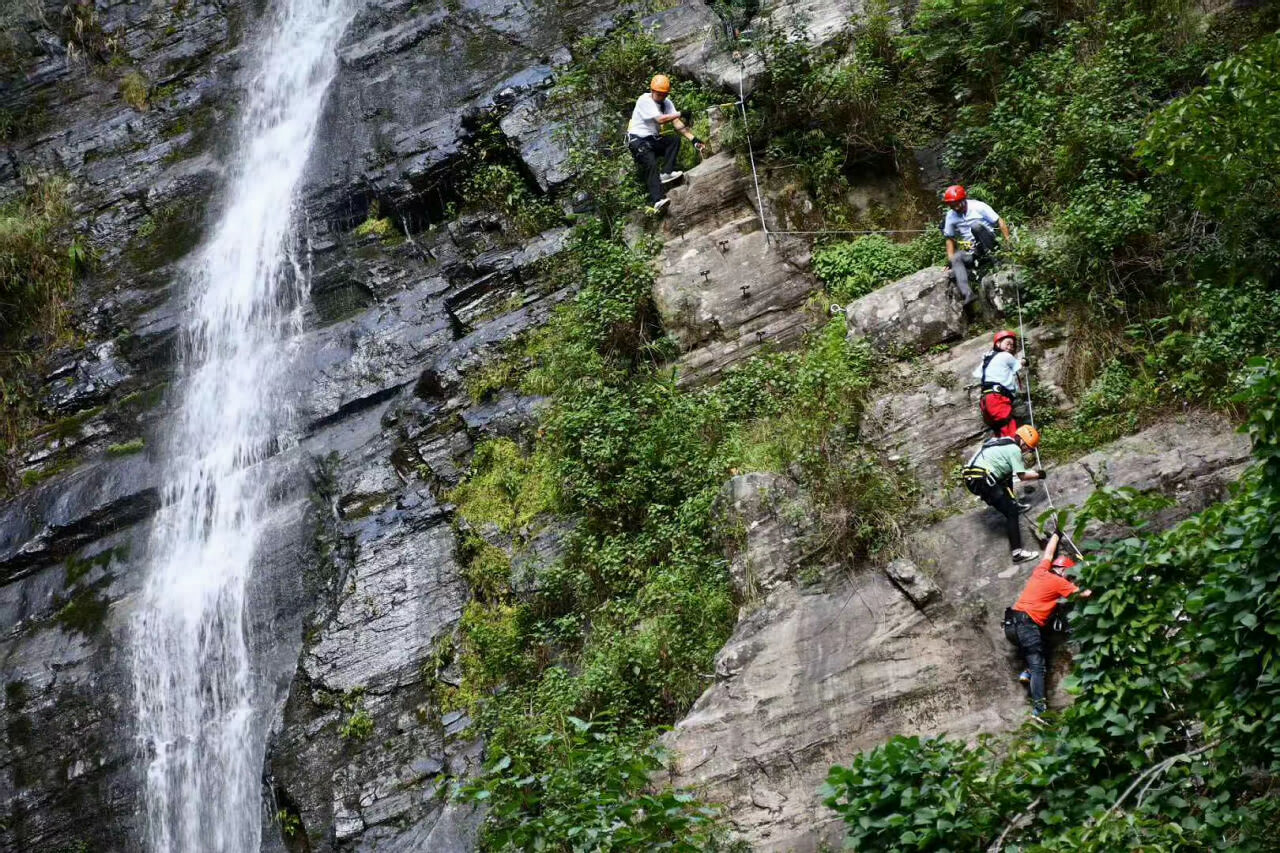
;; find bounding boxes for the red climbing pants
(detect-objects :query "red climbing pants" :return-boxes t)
[980,392,1018,438]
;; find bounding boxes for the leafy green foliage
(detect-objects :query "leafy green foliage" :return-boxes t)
[824,360,1280,851]
[824,735,1030,850]
[742,8,940,224]
[1140,32,1280,272]
[458,717,736,852]
[812,233,943,304]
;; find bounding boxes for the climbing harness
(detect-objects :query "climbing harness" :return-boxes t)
[962,437,1018,497]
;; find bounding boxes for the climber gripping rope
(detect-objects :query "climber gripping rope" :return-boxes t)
[626,74,707,214]
[963,425,1046,563]
[1004,528,1092,720]
[942,185,1011,306]
[975,330,1026,438]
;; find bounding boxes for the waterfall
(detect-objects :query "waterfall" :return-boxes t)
[130,0,354,849]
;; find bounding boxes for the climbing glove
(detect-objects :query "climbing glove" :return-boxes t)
[1035,468,1047,479]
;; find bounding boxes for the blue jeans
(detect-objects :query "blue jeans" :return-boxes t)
[1014,611,1048,712]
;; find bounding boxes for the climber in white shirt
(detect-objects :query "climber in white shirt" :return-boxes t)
[626,74,706,213]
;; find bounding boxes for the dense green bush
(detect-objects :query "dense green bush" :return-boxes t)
[824,359,1280,850]
[1140,31,1280,275]
[812,233,943,304]
[459,717,735,853]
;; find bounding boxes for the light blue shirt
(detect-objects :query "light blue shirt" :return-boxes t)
[973,351,1021,392]
[943,200,1001,244]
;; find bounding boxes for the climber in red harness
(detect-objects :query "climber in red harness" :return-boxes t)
[974,329,1025,438]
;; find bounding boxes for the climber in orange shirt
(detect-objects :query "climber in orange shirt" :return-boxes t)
[1007,528,1092,720]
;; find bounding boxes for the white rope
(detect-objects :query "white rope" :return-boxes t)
[731,60,933,242]
[736,59,771,239]
[1011,272,1089,562]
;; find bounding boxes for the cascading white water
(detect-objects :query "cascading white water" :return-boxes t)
[130,0,354,849]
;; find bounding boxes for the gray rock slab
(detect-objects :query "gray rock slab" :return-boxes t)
[654,156,822,385]
[845,266,967,355]
[719,472,817,602]
[663,571,1012,852]
[302,276,454,427]
[302,490,465,693]
[0,454,160,583]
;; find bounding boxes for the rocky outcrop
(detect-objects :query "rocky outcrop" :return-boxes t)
[664,411,1251,851]
[654,154,822,385]
[844,265,967,355]
[719,472,818,602]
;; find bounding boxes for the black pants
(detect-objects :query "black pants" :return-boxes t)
[628,134,680,203]
[1013,611,1048,712]
[951,222,1000,299]
[974,477,1023,550]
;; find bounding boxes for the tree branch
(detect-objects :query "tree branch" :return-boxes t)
[988,795,1042,852]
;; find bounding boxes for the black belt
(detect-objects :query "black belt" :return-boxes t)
[981,383,1015,398]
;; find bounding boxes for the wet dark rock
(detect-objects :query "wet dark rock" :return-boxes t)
[0,454,159,584]
[42,341,130,415]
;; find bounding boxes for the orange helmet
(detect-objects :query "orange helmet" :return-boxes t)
[943,185,967,203]
[1016,425,1041,449]
[650,74,672,93]
[993,330,1018,348]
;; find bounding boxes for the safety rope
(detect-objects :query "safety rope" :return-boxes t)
[732,59,933,242]
[1011,270,1089,563]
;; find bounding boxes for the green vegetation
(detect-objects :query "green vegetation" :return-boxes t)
[275,809,302,838]
[824,360,1280,849]
[119,71,150,111]
[105,438,145,456]
[813,232,944,304]
[736,0,1280,419]
[338,690,374,741]
[354,211,396,242]
[0,177,83,490]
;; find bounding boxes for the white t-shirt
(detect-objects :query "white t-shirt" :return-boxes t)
[973,350,1022,391]
[943,200,1001,244]
[627,92,676,138]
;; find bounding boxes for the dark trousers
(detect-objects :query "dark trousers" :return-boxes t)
[1013,611,1048,711]
[628,134,680,203]
[975,478,1024,550]
[951,222,999,299]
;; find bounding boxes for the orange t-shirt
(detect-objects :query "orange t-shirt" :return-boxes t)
[1013,559,1079,626]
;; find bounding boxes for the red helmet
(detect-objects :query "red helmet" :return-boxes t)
[1051,555,1076,570]
[943,185,967,203]
[993,330,1018,348]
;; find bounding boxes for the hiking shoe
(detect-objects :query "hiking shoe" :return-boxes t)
[1018,670,1031,684]
[651,198,670,214]
[1030,711,1051,726]
[961,292,978,306]
[1011,548,1039,563]
[659,171,684,184]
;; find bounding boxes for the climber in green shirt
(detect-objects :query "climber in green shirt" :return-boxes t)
[963,425,1047,562]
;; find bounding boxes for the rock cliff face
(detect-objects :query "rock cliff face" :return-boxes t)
[0,1,1252,852]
